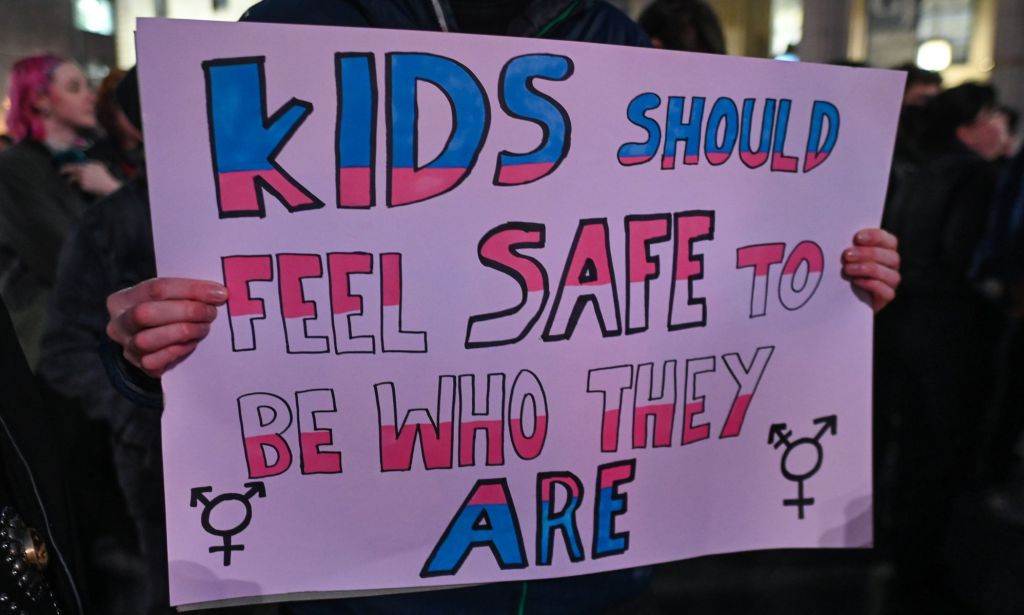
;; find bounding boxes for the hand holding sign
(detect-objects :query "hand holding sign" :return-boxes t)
[842,228,900,312]
[106,277,227,376]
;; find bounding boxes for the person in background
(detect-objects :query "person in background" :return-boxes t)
[0,53,121,367]
[882,65,944,225]
[877,82,1009,613]
[89,68,145,181]
[970,129,1024,486]
[896,63,943,108]
[996,105,1020,159]
[638,0,725,54]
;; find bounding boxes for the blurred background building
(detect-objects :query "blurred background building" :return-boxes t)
[0,0,1022,137]
[615,0,1023,112]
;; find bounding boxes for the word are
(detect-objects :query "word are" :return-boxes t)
[422,460,636,577]
[466,211,714,348]
[587,347,774,451]
[222,251,426,354]
[204,52,571,215]
[617,95,839,173]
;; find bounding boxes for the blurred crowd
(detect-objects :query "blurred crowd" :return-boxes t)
[875,63,1024,614]
[0,0,1021,614]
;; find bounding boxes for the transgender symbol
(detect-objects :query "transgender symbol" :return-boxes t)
[767,415,837,520]
[189,482,267,566]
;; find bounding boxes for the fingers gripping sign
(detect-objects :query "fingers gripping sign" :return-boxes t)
[842,228,900,313]
[106,277,228,377]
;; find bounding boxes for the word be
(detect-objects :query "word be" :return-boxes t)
[422,460,635,577]
[237,389,343,479]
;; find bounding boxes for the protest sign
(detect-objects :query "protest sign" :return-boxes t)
[136,18,904,608]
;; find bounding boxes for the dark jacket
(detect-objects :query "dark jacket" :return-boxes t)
[885,145,1003,299]
[40,176,159,438]
[39,177,161,613]
[241,0,650,46]
[0,141,91,368]
[973,147,1024,290]
[0,301,85,614]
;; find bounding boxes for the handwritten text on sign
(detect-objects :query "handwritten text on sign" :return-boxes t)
[137,18,903,607]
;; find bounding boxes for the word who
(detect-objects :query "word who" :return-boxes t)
[375,369,549,472]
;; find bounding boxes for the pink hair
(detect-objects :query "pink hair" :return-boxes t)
[5,53,67,143]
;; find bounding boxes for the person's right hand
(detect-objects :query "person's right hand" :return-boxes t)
[106,278,228,378]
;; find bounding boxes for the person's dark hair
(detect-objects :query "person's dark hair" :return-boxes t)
[96,68,126,140]
[638,0,726,54]
[921,82,997,151]
[894,62,943,88]
[115,67,141,132]
[1000,105,1019,136]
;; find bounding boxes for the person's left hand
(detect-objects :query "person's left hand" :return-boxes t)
[61,161,122,197]
[842,228,900,313]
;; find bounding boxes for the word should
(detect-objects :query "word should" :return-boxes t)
[617,96,839,173]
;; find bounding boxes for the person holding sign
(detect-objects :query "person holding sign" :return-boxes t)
[96,1,901,613]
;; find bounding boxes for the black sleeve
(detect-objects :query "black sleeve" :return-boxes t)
[240,0,371,26]
[38,191,163,440]
[942,160,999,278]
